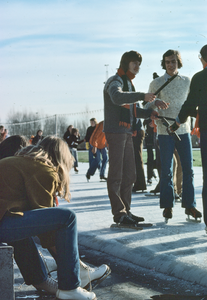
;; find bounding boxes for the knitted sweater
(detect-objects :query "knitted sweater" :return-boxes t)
[146,73,191,135]
[103,73,153,134]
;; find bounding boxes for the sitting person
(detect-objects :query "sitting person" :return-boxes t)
[0,136,109,300]
[0,134,110,296]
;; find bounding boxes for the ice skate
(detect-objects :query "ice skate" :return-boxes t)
[39,250,57,274]
[147,179,152,185]
[100,176,107,182]
[145,188,160,197]
[185,207,202,223]
[86,173,90,182]
[174,192,181,202]
[56,287,96,300]
[111,215,143,231]
[80,260,111,290]
[127,212,153,227]
[163,208,172,224]
[74,167,79,173]
[33,276,58,294]
[128,212,145,223]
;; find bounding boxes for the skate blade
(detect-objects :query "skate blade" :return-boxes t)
[138,223,153,227]
[84,266,111,290]
[186,216,201,223]
[145,193,160,197]
[164,218,171,224]
[110,224,143,231]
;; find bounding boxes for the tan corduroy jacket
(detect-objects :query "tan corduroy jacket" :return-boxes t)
[0,156,58,221]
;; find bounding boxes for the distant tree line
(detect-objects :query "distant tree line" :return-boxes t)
[4,110,91,149]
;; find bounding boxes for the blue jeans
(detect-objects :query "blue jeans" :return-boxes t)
[158,133,196,209]
[0,207,80,290]
[87,147,108,177]
[200,130,207,226]
[70,148,78,168]
[88,145,96,168]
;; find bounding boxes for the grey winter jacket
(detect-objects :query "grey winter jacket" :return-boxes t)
[103,73,153,134]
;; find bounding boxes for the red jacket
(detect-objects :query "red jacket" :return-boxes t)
[89,121,107,149]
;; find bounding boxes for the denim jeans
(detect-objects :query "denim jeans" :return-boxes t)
[88,144,96,168]
[158,133,196,209]
[200,130,207,226]
[0,207,80,290]
[70,148,78,168]
[87,147,108,178]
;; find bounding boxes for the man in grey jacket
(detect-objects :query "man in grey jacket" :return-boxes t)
[103,50,157,226]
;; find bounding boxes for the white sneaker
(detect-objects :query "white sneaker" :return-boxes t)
[80,260,111,289]
[56,287,96,300]
[33,276,58,294]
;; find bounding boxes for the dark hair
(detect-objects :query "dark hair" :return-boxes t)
[90,118,97,124]
[67,125,73,131]
[119,51,142,72]
[161,50,183,70]
[36,129,43,135]
[71,128,78,135]
[0,135,29,159]
[200,45,207,62]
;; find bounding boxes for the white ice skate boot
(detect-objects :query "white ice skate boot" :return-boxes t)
[33,276,58,294]
[80,260,111,289]
[56,287,96,300]
[39,250,57,274]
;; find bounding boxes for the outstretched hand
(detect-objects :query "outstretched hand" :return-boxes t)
[144,93,156,102]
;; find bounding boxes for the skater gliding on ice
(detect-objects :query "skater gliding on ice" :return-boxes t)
[103,50,158,229]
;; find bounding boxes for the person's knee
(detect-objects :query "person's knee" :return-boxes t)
[56,208,77,227]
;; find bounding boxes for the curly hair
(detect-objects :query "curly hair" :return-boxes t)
[119,51,142,72]
[161,49,183,70]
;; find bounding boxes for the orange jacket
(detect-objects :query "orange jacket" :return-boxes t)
[89,121,107,149]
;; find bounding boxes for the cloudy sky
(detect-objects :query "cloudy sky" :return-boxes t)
[0,0,207,123]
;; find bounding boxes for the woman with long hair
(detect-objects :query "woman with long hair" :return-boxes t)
[0,136,96,300]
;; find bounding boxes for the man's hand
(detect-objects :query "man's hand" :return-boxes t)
[155,100,169,110]
[92,147,97,155]
[169,121,180,132]
[150,110,159,120]
[144,93,156,102]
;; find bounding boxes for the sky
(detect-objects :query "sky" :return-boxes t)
[0,0,207,124]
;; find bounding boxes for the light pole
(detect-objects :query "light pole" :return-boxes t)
[104,64,109,84]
